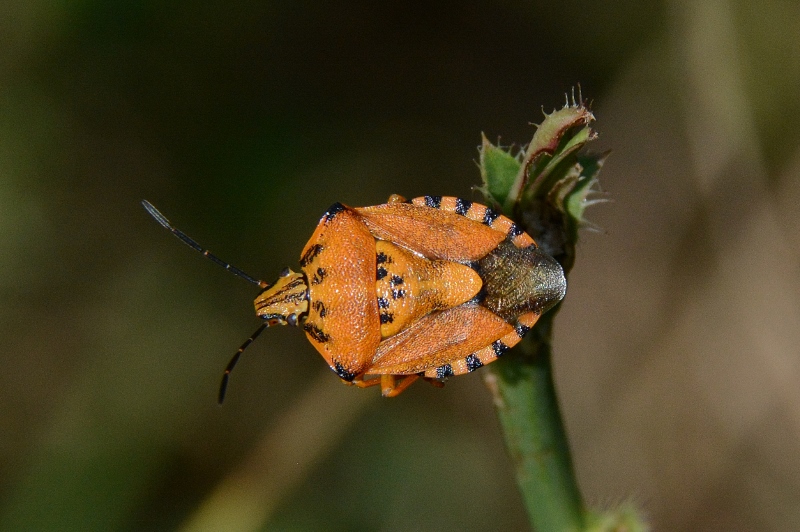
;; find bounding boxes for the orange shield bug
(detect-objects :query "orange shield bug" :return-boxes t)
[143,195,566,400]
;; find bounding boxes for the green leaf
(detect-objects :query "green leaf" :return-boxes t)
[563,152,608,227]
[478,133,522,208]
[529,125,595,200]
[504,103,596,214]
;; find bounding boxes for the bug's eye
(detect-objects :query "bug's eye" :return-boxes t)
[287,314,298,327]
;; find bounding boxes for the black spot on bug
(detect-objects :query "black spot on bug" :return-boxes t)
[333,361,356,382]
[376,267,388,280]
[436,364,454,379]
[492,340,510,357]
[483,208,500,226]
[455,198,472,216]
[391,288,405,299]
[312,300,327,318]
[376,251,390,264]
[424,195,442,209]
[300,244,323,267]
[380,313,394,324]
[304,323,330,343]
[508,223,524,238]
[390,275,403,286]
[515,323,531,338]
[311,267,326,285]
[466,353,483,372]
[377,297,390,309]
[324,202,346,220]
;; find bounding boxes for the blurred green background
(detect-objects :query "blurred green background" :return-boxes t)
[2,1,799,530]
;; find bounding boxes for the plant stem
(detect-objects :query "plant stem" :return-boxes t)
[485,311,585,531]
[479,98,604,530]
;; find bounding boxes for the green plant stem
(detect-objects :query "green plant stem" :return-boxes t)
[485,311,585,531]
[479,99,609,530]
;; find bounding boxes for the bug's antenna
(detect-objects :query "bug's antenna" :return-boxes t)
[218,322,269,404]
[142,200,268,289]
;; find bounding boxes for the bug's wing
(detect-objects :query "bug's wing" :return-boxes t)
[367,305,514,375]
[354,203,505,261]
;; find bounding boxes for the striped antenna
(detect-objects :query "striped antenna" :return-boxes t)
[218,322,269,404]
[142,200,268,289]
[143,199,276,403]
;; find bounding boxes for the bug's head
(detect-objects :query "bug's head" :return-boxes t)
[254,267,309,326]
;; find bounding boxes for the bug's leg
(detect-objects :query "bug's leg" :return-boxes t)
[386,194,407,204]
[380,374,419,397]
[423,377,445,389]
[349,375,382,388]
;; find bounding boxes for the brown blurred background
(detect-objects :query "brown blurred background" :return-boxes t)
[1,1,799,530]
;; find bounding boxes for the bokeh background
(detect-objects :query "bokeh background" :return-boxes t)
[2,1,799,530]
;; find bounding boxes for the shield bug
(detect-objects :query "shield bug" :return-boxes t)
[142,195,566,400]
